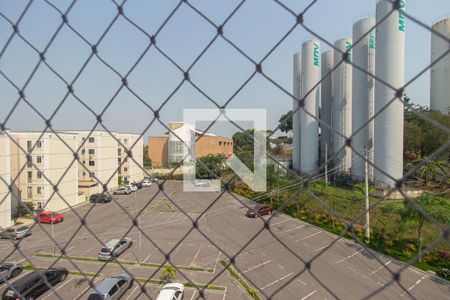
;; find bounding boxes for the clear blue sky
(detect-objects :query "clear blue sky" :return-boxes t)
[0,0,448,139]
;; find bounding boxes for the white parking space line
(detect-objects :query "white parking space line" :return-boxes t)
[143,248,156,263]
[75,276,103,300]
[271,218,292,226]
[42,277,73,300]
[190,290,197,300]
[213,251,221,271]
[364,260,391,278]
[295,231,321,241]
[400,274,427,297]
[300,289,317,300]
[79,246,94,257]
[126,285,140,300]
[190,244,203,266]
[260,272,293,290]
[335,249,363,264]
[243,260,271,273]
[281,225,305,233]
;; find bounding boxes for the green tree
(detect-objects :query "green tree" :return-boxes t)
[143,145,151,167]
[278,110,293,133]
[399,193,450,261]
[418,159,447,186]
[161,264,177,283]
[196,154,227,179]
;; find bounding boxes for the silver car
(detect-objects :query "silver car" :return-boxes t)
[98,238,132,261]
[113,187,131,195]
[0,225,32,240]
[87,273,133,300]
[0,262,23,282]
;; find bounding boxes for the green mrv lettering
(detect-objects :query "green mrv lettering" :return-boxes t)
[313,43,320,67]
[399,0,406,32]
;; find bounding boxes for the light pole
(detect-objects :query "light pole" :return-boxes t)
[364,149,370,242]
[52,220,55,256]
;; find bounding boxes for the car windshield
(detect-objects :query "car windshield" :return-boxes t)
[17,226,28,231]
[247,205,261,212]
[100,247,111,253]
[87,294,104,300]
[50,213,59,217]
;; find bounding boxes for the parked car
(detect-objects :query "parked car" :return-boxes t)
[90,193,113,203]
[113,187,131,195]
[155,283,184,300]
[246,204,273,218]
[0,262,23,282]
[141,179,151,187]
[38,211,64,224]
[2,268,68,300]
[125,184,137,192]
[133,182,143,189]
[0,225,31,240]
[87,273,133,300]
[98,238,132,261]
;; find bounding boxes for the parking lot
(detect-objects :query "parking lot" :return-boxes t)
[1,181,449,299]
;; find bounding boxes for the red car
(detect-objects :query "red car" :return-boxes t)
[38,211,64,224]
[246,204,273,218]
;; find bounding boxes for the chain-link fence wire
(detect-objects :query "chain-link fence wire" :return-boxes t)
[0,0,449,299]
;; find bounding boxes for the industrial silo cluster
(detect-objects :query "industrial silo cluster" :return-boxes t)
[292,0,450,187]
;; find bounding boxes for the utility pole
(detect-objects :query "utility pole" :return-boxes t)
[325,143,328,188]
[52,221,55,256]
[364,149,370,242]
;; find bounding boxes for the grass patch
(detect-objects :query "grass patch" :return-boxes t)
[221,260,261,300]
[23,264,224,291]
[35,253,213,273]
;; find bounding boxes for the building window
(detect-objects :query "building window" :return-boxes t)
[36,140,42,148]
[118,148,122,155]
[27,141,32,152]
[89,172,95,178]
[27,171,32,183]
[89,161,95,166]
[37,171,42,179]
[88,149,95,155]
[37,156,43,164]
[36,202,43,210]
[37,186,42,195]
[124,157,127,162]
[124,167,128,172]
[27,186,32,198]
[81,149,85,155]
[124,139,128,144]
[88,137,95,143]
[27,156,32,168]
[118,158,121,164]
[82,172,86,176]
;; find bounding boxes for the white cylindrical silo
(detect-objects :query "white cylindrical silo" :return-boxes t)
[351,17,376,181]
[320,50,333,162]
[374,0,406,186]
[300,40,320,174]
[332,37,353,175]
[292,52,302,171]
[430,18,450,114]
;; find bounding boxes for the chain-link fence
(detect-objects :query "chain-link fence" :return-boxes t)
[0,0,449,299]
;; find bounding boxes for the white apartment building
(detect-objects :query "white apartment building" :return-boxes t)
[74,131,119,194]
[9,132,81,212]
[115,133,144,183]
[0,132,12,229]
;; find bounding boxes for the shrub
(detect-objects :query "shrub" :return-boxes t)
[17,202,35,217]
[436,267,450,281]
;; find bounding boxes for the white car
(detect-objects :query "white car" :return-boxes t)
[126,184,137,192]
[141,179,152,187]
[156,283,184,300]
